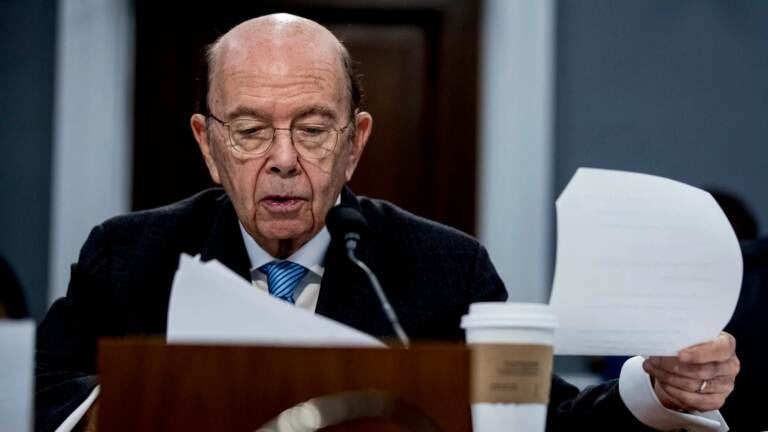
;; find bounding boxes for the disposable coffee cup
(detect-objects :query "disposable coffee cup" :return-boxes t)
[461,302,558,432]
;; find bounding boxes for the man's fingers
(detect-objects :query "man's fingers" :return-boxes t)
[643,360,735,394]
[657,381,727,412]
[678,332,736,364]
[646,355,740,380]
[653,381,691,411]
[650,357,717,378]
[635,332,738,413]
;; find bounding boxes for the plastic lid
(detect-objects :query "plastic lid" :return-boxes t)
[460,302,558,330]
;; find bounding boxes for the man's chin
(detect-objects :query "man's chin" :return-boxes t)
[257,222,313,243]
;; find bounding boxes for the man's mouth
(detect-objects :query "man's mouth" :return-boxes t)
[260,195,306,212]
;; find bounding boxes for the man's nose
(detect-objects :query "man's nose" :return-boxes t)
[266,129,300,176]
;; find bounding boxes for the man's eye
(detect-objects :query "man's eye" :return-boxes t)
[237,126,270,138]
[295,126,327,136]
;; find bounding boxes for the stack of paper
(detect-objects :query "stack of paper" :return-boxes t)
[167,254,382,347]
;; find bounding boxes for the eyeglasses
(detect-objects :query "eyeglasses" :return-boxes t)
[208,114,355,160]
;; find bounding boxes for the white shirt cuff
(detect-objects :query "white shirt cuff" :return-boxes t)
[54,385,100,432]
[618,356,727,432]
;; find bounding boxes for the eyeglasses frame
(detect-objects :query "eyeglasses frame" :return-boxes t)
[206,112,357,159]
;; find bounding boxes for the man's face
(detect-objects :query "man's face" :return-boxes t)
[191,32,372,257]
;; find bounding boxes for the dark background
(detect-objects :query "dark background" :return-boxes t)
[0,0,56,320]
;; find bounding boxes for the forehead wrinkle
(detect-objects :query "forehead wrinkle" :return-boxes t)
[223,54,340,79]
[225,104,338,122]
[213,43,346,90]
[221,79,335,113]
[217,66,346,115]
[229,72,333,92]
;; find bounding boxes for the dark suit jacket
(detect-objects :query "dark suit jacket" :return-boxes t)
[722,237,768,431]
[35,188,651,431]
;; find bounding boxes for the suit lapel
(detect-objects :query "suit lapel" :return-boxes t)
[315,187,394,339]
[199,196,252,282]
[196,187,393,338]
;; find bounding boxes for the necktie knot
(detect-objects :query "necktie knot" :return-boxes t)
[258,261,308,304]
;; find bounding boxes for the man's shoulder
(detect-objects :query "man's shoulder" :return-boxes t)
[349,193,508,309]
[82,188,230,256]
[100,188,228,233]
[354,194,482,252]
[743,237,768,269]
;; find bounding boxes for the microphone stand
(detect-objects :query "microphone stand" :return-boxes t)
[344,233,410,348]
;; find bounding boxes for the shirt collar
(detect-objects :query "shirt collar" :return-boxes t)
[237,195,339,277]
[238,223,330,277]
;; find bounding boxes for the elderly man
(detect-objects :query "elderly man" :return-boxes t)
[36,13,738,432]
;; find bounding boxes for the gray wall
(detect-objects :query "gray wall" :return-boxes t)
[551,0,768,382]
[0,0,56,320]
[555,1,768,233]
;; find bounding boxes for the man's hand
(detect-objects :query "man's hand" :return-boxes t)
[642,332,739,412]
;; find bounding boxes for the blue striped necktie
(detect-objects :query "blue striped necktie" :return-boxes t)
[258,261,308,304]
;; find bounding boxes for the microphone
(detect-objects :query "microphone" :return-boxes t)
[326,204,369,254]
[326,204,410,347]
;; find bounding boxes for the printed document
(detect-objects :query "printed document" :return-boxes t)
[550,168,742,355]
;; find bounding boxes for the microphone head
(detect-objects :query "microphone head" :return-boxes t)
[326,203,369,241]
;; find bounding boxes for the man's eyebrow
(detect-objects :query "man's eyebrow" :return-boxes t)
[292,106,338,122]
[226,106,270,120]
[224,105,339,122]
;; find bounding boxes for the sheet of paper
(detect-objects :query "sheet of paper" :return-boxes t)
[549,168,742,355]
[0,320,34,432]
[167,254,382,347]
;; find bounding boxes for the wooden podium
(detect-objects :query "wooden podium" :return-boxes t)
[98,339,471,431]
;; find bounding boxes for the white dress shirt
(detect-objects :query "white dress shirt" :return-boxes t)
[620,357,727,431]
[239,222,328,311]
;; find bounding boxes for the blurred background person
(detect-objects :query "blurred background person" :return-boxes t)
[721,237,768,430]
[708,189,760,241]
[0,256,29,319]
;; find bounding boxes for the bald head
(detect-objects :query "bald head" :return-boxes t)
[200,13,362,116]
[189,12,374,258]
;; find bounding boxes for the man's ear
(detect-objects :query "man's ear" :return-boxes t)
[190,113,222,184]
[344,111,373,182]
